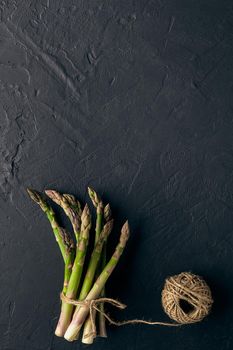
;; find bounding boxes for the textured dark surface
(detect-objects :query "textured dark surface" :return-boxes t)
[0,0,233,349]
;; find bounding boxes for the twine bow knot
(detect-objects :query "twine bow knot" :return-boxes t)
[60,293,127,338]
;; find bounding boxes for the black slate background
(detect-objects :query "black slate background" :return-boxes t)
[0,1,233,349]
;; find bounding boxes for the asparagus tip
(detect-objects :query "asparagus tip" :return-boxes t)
[104,203,112,222]
[82,203,90,218]
[121,220,130,242]
[27,188,41,203]
[45,189,55,196]
[64,193,80,205]
[64,194,82,216]
[88,186,102,208]
[45,189,61,205]
[80,204,92,232]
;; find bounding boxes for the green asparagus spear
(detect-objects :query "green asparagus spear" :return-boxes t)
[82,187,104,342]
[27,189,75,292]
[99,203,112,337]
[64,221,130,342]
[83,204,113,343]
[82,204,113,343]
[55,204,91,337]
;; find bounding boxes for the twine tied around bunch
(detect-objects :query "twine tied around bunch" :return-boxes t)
[60,272,213,339]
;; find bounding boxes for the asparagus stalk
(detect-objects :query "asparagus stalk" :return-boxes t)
[82,187,104,343]
[99,203,112,338]
[64,221,130,342]
[45,190,82,242]
[55,204,91,337]
[83,204,112,343]
[27,189,75,292]
[81,219,113,344]
[82,204,112,343]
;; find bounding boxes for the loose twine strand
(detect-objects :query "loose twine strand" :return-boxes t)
[60,272,213,339]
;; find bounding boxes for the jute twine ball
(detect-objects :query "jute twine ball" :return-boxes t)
[161,272,213,324]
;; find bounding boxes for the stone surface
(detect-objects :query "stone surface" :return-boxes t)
[0,1,233,349]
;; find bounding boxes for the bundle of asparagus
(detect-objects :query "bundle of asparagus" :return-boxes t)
[27,187,130,344]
